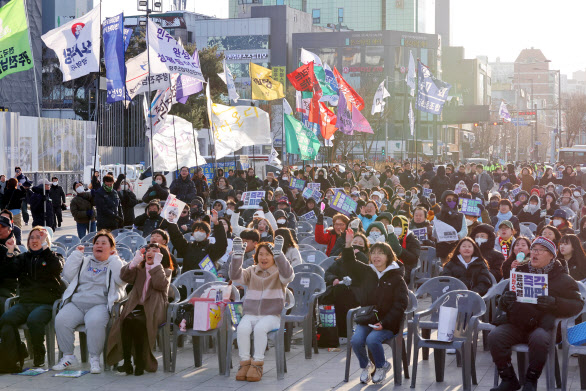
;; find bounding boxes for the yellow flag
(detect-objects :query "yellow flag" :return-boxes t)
[249,63,285,100]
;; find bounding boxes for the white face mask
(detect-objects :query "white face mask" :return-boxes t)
[261,232,267,237]
[552,218,563,227]
[527,204,538,213]
[574,192,581,197]
[375,174,380,178]
[226,209,233,216]
[277,219,286,225]
[120,185,127,191]
[398,193,405,198]
[76,186,85,194]
[282,176,288,181]
[465,219,473,226]
[475,237,488,246]
[393,227,403,236]
[155,180,163,185]
[370,231,381,239]
[192,231,207,242]
[52,181,58,186]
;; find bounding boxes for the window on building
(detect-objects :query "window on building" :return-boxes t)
[276,0,284,4]
[338,8,343,23]
[187,31,193,43]
[312,9,320,24]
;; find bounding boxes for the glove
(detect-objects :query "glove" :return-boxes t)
[498,291,517,311]
[232,237,245,256]
[387,232,403,256]
[317,210,324,225]
[477,203,485,212]
[259,198,269,213]
[537,295,556,311]
[235,201,244,214]
[149,191,156,197]
[130,250,143,268]
[405,191,412,202]
[86,209,93,217]
[273,235,284,256]
[152,252,163,267]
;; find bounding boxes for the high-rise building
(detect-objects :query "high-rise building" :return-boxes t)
[229,0,441,35]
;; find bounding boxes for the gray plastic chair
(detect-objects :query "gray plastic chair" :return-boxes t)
[300,237,328,252]
[111,228,131,237]
[115,231,143,243]
[297,220,314,234]
[294,263,325,278]
[297,243,317,252]
[173,270,218,299]
[168,282,240,373]
[117,235,147,252]
[520,222,538,235]
[323,216,333,229]
[80,231,97,243]
[51,241,67,250]
[284,272,326,359]
[475,279,509,352]
[17,244,27,253]
[560,282,586,391]
[318,257,336,272]
[225,289,295,379]
[344,291,418,385]
[116,247,133,263]
[411,290,487,391]
[53,234,81,250]
[410,246,441,289]
[51,246,67,258]
[300,250,327,264]
[296,232,314,240]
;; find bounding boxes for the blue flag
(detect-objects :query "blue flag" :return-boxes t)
[416,61,451,115]
[103,13,126,103]
[123,28,133,52]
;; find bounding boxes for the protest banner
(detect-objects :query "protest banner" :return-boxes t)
[289,178,306,191]
[510,271,548,304]
[240,191,265,209]
[300,211,317,220]
[508,187,521,202]
[162,194,186,224]
[459,198,481,217]
[423,188,432,198]
[330,190,357,216]
[302,187,322,202]
[307,183,321,191]
[199,255,218,277]
[412,227,428,242]
[433,219,459,242]
[0,0,34,81]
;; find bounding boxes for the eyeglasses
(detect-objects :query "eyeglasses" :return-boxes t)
[530,248,549,254]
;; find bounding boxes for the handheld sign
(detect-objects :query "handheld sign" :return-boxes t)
[162,194,187,224]
[557,170,563,180]
[412,227,428,242]
[510,271,548,304]
[433,219,459,243]
[508,187,521,202]
[459,198,481,217]
[423,188,432,198]
[307,183,321,191]
[302,187,323,202]
[289,177,306,191]
[330,190,358,216]
[240,191,265,209]
[199,255,218,277]
[300,211,317,220]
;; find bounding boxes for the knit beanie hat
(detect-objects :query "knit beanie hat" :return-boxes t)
[531,236,557,257]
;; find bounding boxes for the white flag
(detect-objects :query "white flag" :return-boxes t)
[268,148,281,166]
[406,50,416,96]
[146,115,206,171]
[41,5,101,81]
[145,76,178,133]
[125,50,171,103]
[283,98,293,115]
[409,102,415,136]
[499,101,512,123]
[218,60,239,102]
[300,48,322,66]
[147,19,205,81]
[211,104,271,160]
[371,80,391,115]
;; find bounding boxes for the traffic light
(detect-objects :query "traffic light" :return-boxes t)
[474,123,479,127]
[381,147,385,156]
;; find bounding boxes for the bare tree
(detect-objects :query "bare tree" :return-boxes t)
[562,93,586,147]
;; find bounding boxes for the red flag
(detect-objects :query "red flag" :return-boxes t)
[333,67,365,111]
[319,102,337,140]
[308,93,320,124]
[287,62,314,91]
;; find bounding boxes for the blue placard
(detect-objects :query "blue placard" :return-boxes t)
[290,177,306,191]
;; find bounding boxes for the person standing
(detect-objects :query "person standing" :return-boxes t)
[118,180,139,227]
[93,175,121,231]
[49,177,66,228]
[15,167,29,225]
[29,180,55,231]
[2,178,26,229]
[70,182,96,239]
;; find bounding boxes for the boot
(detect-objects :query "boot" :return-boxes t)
[235,360,251,381]
[522,368,540,391]
[33,345,46,367]
[246,361,264,382]
[490,363,520,391]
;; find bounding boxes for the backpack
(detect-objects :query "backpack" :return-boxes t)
[0,324,28,373]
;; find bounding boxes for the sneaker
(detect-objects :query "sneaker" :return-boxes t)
[372,361,391,384]
[360,362,375,384]
[446,348,456,354]
[90,356,101,374]
[52,355,79,370]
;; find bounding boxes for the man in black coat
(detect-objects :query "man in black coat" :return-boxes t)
[48,177,66,228]
[93,175,121,231]
[29,180,55,230]
[489,237,583,391]
[398,162,417,190]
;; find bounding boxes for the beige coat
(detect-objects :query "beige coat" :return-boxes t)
[106,263,171,372]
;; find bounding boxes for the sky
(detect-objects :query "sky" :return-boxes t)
[98,0,584,77]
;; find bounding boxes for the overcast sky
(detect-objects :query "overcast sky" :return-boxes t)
[99,0,585,77]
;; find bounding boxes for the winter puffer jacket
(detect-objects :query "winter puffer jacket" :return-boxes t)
[94,186,120,230]
[469,223,505,282]
[142,183,169,204]
[517,195,544,226]
[315,224,344,257]
[389,216,421,283]
[341,248,409,334]
[29,185,55,228]
[167,222,228,272]
[118,190,139,226]
[169,177,197,204]
[70,192,95,224]
[440,256,492,296]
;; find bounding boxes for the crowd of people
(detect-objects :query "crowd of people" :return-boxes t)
[0,159,584,388]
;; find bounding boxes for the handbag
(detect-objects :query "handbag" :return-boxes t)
[354,305,379,326]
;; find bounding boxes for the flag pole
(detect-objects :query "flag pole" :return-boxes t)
[145,6,155,174]
[415,59,419,174]
[167,78,180,178]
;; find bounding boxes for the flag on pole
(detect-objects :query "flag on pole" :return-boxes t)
[321,64,339,106]
[211,103,272,159]
[103,13,126,103]
[319,102,337,140]
[41,4,101,81]
[284,114,320,160]
[125,50,171,102]
[499,101,511,123]
[295,90,303,112]
[268,147,281,166]
[371,80,390,115]
[314,65,336,96]
[145,77,177,132]
[283,98,293,115]
[333,66,365,111]
[218,59,239,102]
[123,28,133,52]
[337,88,353,135]
[287,62,314,91]
[0,0,33,80]
[352,105,373,134]
[300,48,322,66]
[176,49,203,104]
[416,61,451,115]
[250,62,285,100]
[406,50,416,96]
[409,102,415,136]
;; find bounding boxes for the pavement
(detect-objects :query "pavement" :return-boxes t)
[6,205,584,390]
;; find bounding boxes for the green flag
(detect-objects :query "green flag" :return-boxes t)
[0,0,33,80]
[284,114,320,160]
[314,65,336,96]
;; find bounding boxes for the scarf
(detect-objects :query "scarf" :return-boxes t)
[498,236,514,258]
[496,211,512,227]
[528,259,556,275]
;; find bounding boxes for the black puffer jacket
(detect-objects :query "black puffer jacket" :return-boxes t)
[504,261,583,332]
[118,190,140,226]
[49,184,66,208]
[29,185,55,228]
[167,222,228,272]
[565,254,586,281]
[0,246,64,305]
[169,177,197,204]
[470,224,505,282]
[440,256,492,296]
[0,246,21,297]
[142,183,169,204]
[134,213,167,238]
[341,248,409,334]
[94,186,120,230]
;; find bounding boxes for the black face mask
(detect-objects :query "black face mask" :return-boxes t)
[363,214,373,219]
[352,245,364,252]
[148,211,158,219]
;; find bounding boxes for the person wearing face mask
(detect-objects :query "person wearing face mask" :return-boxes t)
[517,195,544,226]
[313,168,332,192]
[434,190,467,262]
[365,222,388,245]
[93,175,121,231]
[491,199,520,233]
[470,224,505,282]
[176,205,195,234]
[70,181,96,239]
[387,215,421,284]
[167,210,227,273]
[486,193,501,218]
[273,209,298,243]
[48,177,66,229]
[141,174,169,204]
[551,209,574,235]
[357,170,380,190]
[134,201,166,238]
[358,201,378,231]
[170,166,198,204]
[118,181,139,228]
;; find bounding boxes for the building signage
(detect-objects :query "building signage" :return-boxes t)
[401,35,428,48]
[343,66,384,73]
[225,53,268,60]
